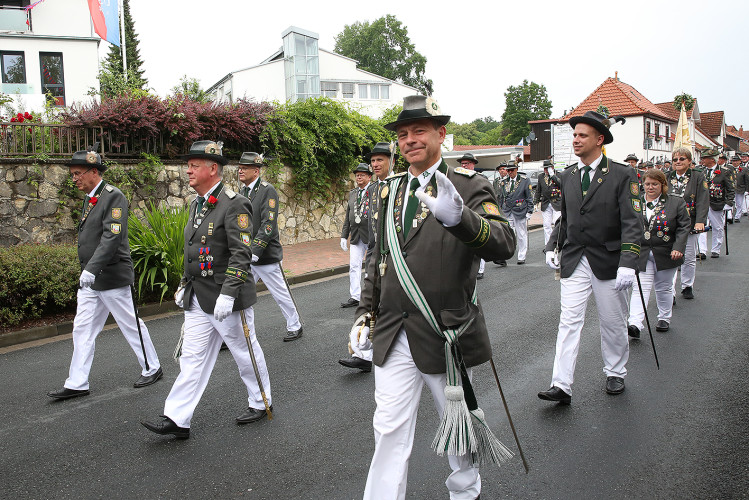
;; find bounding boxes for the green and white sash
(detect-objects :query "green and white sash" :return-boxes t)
[383,176,513,466]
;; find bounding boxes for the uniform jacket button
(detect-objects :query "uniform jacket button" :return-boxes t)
[402,311,409,318]
[580,209,585,215]
[188,240,193,246]
[188,258,193,263]
[402,251,407,258]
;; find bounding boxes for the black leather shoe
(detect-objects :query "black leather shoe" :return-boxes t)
[141,416,190,439]
[236,405,273,424]
[494,260,507,267]
[681,286,694,299]
[283,327,303,342]
[699,253,707,260]
[220,342,229,351]
[727,218,733,224]
[605,376,625,395]
[627,325,640,339]
[537,386,571,404]
[47,387,90,400]
[711,252,720,258]
[734,218,741,224]
[133,367,163,388]
[517,260,525,265]
[655,320,669,332]
[340,298,359,308]
[476,272,484,280]
[673,296,676,306]
[338,356,372,372]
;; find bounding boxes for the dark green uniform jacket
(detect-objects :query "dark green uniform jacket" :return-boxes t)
[241,179,283,265]
[637,194,690,271]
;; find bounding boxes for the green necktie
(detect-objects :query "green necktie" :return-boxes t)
[196,196,205,214]
[510,179,515,192]
[646,201,655,210]
[581,165,591,196]
[403,177,421,238]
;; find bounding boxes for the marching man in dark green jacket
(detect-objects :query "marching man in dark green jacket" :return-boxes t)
[48,148,162,400]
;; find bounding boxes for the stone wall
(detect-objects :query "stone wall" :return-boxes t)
[0,159,348,247]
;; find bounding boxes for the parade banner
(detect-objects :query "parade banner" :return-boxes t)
[87,0,120,46]
[673,103,691,154]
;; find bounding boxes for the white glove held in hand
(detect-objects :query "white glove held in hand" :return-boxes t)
[174,286,185,308]
[214,294,235,322]
[545,251,560,270]
[415,171,464,227]
[615,267,636,291]
[251,254,259,263]
[526,212,532,220]
[724,204,732,211]
[340,238,348,251]
[79,270,95,288]
[349,323,370,358]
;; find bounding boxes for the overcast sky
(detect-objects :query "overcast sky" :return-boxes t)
[117,0,748,127]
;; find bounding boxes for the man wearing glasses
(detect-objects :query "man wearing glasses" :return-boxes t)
[47,148,162,400]
[666,147,708,300]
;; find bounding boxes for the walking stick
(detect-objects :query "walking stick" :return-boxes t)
[634,272,660,370]
[239,309,273,420]
[489,358,529,473]
[130,284,150,371]
[724,210,729,255]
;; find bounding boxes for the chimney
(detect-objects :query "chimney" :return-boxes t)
[615,71,618,81]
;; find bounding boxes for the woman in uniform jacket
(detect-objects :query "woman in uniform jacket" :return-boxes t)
[628,169,690,336]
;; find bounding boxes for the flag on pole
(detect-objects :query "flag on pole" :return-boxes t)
[673,103,691,154]
[516,137,524,146]
[87,0,120,46]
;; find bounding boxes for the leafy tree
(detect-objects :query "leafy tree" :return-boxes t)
[334,15,433,95]
[500,80,552,145]
[98,0,148,99]
[170,75,210,103]
[471,116,501,134]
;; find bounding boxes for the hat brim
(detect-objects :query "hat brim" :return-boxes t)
[365,150,397,161]
[182,152,229,166]
[69,158,106,171]
[383,113,450,132]
[568,116,614,144]
[459,158,479,164]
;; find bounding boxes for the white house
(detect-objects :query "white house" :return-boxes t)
[207,26,418,118]
[0,0,99,111]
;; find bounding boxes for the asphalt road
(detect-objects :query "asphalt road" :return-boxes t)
[2,225,748,499]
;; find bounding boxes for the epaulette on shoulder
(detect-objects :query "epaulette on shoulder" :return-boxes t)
[261,181,268,187]
[565,163,578,170]
[453,166,477,177]
[225,189,237,199]
[386,171,408,181]
[105,185,114,192]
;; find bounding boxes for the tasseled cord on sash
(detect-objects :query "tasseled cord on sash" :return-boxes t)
[431,339,514,467]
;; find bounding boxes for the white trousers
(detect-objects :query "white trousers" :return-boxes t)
[735,193,746,219]
[349,240,367,300]
[708,208,725,254]
[478,259,485,274]
[629,254,677,330]
[251,262,301,331]
[550,256,629,394]
[65,285,160,391]
[507,213,528,260]
[163,296,271,428]
[542,205,561,246]
[698,231,707,255]
[363,331,481,500]
[676,233,699,290]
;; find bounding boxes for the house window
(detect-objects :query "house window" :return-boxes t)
[381,85,389,100]
[655,123,660,138]
[665,125,670,140]
[358,84,367,99]
[342,82,354,99]
[322,81,338,97]
[646,121,651,135]
[39,52,64,106]
[1,51,26,84]
[369,84,379,99]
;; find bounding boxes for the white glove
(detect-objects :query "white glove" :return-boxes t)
[545,251,560,270]
[340,238,348,251]
[723,204,732,211]
[79,270,95,288]
[214,294,235,322]
[526,212,532,220]
[415,171,464,227]
[174,286,185,308]
[348,323,366,358]
[251,254,259,263]
[614,267,636,291]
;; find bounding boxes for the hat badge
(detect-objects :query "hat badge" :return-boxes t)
[204,141,223,155]
[253,155,264,165]
[425,97,441,117]
[86,152,98,164]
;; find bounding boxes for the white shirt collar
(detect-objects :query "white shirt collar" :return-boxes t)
[87,179,104,198]
[198,180,222,199]
[246,177,260,192]
[408,158,442,188]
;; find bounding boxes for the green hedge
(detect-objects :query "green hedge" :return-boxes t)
[0,245,80,327]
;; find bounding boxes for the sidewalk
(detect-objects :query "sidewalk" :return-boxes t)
[1,217,543,349]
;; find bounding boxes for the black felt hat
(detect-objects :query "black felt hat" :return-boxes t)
[70,148,106,171]
[353,163,373,175]
[624,153,639,162]
[701,147,719,158]
[238,152,267,167]
[384,95,450,131]
[569,111,625,145]
[183,140,229,166]
[365,142,397,161]
[457,153,479,165]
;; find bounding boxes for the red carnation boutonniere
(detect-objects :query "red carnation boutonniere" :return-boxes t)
[715,170,721,175]
[206,195,218,209]
[89,196,98,206]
